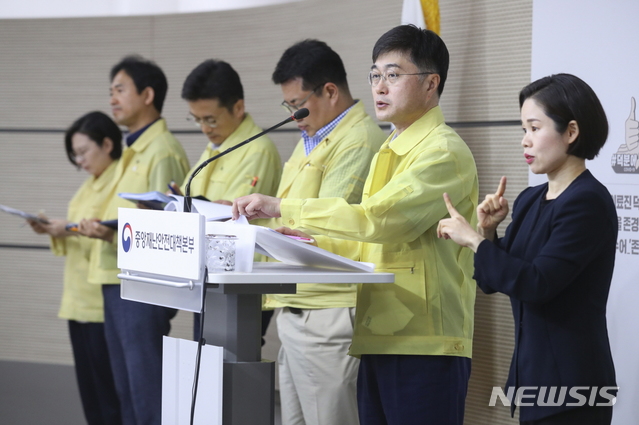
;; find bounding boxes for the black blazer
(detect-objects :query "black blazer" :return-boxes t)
[474,170,617,421]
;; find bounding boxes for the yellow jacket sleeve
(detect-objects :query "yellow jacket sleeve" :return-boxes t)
[282,146,476,245]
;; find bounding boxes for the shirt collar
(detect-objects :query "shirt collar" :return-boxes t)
[301,101,357,156]
[125,118,160,147]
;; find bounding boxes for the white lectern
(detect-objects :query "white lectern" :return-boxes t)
[116,208,394,425]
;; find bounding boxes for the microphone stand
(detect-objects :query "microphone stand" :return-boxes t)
[183,108,309,213]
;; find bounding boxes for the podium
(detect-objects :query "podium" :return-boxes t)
[116,208,394,425]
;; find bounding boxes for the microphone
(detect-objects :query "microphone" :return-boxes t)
[183,108,309,212]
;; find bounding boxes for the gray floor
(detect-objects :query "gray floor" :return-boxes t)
[0,360,86,425]
[0,360,281,425]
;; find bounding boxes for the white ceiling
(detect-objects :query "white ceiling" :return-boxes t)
[0,0,302,19]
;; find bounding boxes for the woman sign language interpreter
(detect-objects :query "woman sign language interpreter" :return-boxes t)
[438,74,618,425]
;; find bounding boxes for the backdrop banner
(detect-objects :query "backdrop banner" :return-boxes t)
[530,2,639,423]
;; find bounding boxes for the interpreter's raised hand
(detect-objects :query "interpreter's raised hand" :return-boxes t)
[275,226,318,247]
[232,194,282,221]
[437,193,484,252]
[477,176,509,238]
[77,218,115,243]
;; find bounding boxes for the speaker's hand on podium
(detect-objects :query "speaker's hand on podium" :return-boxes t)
[275,227,318,247]
[77,218,115,243]
[232,194,281,221]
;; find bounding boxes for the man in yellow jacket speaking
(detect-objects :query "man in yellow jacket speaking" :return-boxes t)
[263,39,386,425]
[234,26,478,425]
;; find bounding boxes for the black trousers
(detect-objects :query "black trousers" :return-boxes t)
[68,320,121,425]
[521,405,613,425]
[357,354,471,425]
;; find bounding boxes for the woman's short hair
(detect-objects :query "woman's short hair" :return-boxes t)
[64,111,123,167]
[519,73,608,160]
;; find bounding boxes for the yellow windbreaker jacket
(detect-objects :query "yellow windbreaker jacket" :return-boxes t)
[280,107,478,357]
[88,119,190,284]
[181,114,281,201]
[265,101,387,309]
[50,160,119,322]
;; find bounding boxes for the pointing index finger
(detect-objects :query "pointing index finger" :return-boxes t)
[443,193,460,217]
[495,176,507,197]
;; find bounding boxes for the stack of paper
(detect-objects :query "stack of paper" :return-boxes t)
[118,192,232,221]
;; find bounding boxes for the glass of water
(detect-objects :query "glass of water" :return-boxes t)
[206,234,237,273]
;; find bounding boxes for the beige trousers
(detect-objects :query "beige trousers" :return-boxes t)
[277,307,360,425]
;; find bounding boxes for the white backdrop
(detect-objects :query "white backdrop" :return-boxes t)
[530,1,639,423]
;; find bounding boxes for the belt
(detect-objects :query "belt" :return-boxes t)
[288,307,303,315]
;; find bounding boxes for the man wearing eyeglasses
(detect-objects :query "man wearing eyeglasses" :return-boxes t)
[169,59,281,205]
[233,26,478,425]
[264,39,386,425]
[172,59,282,344]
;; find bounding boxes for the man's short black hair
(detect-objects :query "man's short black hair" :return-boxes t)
[181,59,244,111]
[519,73,609,160]
[372,25,449,97]
[272,39,349,92]
[64,111,123,167]
[110,55,168,113]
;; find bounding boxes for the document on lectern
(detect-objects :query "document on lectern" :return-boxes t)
[118,191,232,221]
[163,195,232,221]
[207,220,375,273]
[254,225,374,272]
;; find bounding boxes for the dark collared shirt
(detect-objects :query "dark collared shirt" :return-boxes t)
[125,118,160,146]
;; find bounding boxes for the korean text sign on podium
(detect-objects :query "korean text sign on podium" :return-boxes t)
[116,208,394,425]
[117,208,206,312]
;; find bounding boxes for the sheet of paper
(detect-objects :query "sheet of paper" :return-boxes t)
[164,195,232,221]
[118,191,174,210]
[0,204,49,224]
[252,225,374,272]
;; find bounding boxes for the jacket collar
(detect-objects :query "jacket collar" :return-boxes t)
[127,118,168,153]
[322,101,367,147]
[90,160,118,191]
[208,113,260,154]
[384,106,445,156]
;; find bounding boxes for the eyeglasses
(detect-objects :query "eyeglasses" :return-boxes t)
[281,84,324,114]
[73,146,94,163]
[368,70,433,87]
[186,114,218,128]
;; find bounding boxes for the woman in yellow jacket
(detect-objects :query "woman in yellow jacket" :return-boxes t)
[28,111,123,425]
